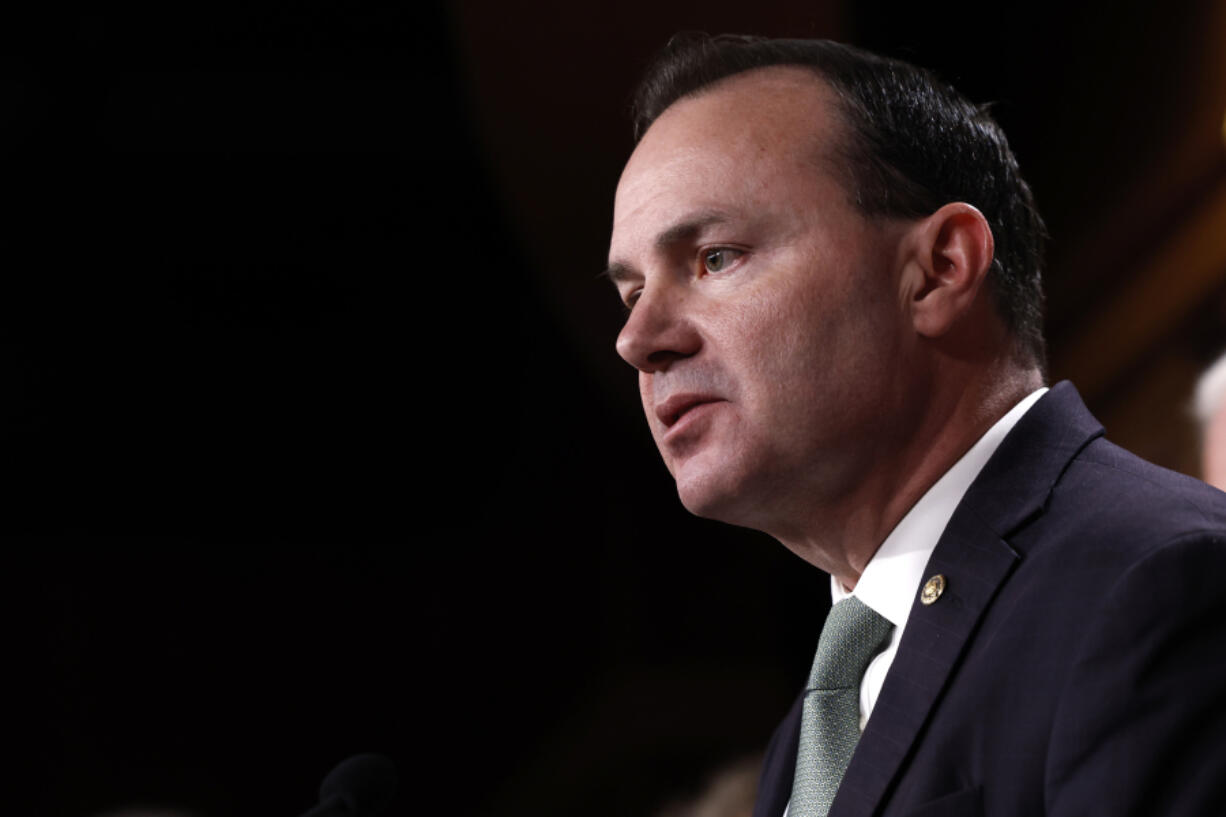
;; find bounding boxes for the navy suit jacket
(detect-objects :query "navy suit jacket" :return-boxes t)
[754,382,1226,817]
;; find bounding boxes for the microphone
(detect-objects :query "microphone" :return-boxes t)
[298,753,398,817]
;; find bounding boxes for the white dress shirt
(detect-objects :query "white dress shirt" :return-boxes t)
[832,387,1047,729]
[782,388,1047,817]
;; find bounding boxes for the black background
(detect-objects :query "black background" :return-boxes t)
[4,1,1214,815]
[7,4,813,815]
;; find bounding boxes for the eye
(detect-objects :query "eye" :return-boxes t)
[701,247,745,274]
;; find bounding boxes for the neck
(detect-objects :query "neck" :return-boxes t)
[773,362,1042,589]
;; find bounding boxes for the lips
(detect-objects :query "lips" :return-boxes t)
[655,393,723,428]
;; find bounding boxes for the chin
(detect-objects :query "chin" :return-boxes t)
[674,466,757,527]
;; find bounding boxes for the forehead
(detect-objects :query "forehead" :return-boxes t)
[611,67,849,250]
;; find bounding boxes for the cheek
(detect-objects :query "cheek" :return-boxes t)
[720,281,838,372]
[720,272,900,414]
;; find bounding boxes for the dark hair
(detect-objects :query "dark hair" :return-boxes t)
[630,33,1047,370]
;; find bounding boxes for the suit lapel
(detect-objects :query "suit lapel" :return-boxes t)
[830,519,1018,817]
[828,382,1105,817]
[753,692,803,817]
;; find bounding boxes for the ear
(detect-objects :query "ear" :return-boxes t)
[903,202,995,338]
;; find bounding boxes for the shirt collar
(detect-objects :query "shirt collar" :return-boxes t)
[832,387,1048,634]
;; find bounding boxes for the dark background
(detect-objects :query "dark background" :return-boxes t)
[5,1,1224,815]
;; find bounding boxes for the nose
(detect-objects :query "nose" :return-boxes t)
[615,282,701,373]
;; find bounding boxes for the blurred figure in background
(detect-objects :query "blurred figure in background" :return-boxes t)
[656,754,762,817]
[1194,350,1226,490]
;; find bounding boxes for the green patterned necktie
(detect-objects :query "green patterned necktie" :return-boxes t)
[789,596,894,817]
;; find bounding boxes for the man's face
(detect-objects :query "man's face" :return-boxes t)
[607,67,920,533]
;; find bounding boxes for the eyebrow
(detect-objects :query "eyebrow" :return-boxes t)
[601,210,732,285]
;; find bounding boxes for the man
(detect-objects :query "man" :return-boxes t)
[1195,350,1226,490]
[605,34,1226,817]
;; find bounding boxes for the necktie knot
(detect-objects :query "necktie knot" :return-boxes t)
[806,596,895,692]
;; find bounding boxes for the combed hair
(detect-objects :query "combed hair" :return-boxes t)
[630,33,1048,371]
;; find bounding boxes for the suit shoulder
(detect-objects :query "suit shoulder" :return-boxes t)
[1074,437,1226,521]
[1035,435,1226,556]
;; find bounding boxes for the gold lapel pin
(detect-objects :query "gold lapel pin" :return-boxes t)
[920,574,946,605]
